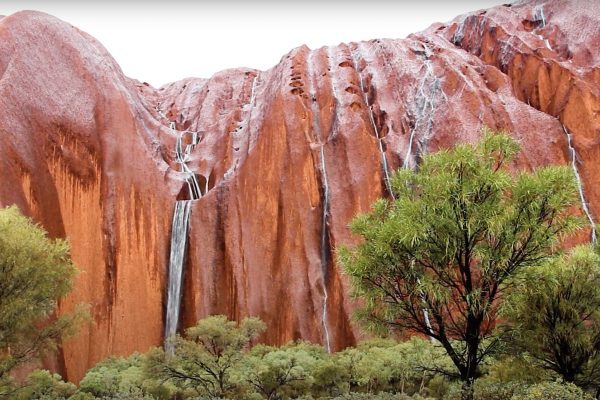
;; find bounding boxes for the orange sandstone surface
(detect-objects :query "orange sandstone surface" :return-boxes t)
[0,0,598,381]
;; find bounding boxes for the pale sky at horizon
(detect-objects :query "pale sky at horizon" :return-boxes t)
[2,1,506,87]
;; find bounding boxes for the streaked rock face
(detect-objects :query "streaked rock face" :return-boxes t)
[0,0,597,381]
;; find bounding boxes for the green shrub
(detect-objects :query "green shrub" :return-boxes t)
[473,380,526,400]
[330,392,435,399]
[13,369,76,400]
[79,353,166,398]
[510,381,593,400]
[468,356,548,400]
[94,387,155,399]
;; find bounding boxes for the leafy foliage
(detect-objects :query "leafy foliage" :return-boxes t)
[502,245,600,389]
[338,131,580,396]
[144,315,266,399]
[0,206,86,397]
[13,369,76,400]
[510,381,594,400]
[239,343,319,399]
[78,353,166,399]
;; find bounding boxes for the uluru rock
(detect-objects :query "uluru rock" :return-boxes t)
[0,0,598,382]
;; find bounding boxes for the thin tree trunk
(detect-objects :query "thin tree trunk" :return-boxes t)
[461,378,475,400]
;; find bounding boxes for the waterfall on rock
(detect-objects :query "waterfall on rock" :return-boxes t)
[164,200,192,354]
[351,46,394,196]
[308,51,332,352]
[164,123,201,354]
[563,125,597,243]
[319,145,332,353]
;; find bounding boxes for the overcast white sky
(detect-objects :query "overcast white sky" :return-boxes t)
[2,1,505,87]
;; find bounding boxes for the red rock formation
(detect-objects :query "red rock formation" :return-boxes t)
[0,0,598,381]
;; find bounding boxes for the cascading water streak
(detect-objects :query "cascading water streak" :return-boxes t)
[173,123,201,200]
[533,4,547,27]
[351,46,394,197]
[164,200,192,354]
[249,76,258,108]
[308,50,332,353]
[319,144,332,354]
[533,5,552,50]
[164,122,201,354]
[404,43,444,170]
[563,125,597,243]
[403,46,445,338]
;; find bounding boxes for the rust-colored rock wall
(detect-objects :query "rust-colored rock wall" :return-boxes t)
[0,0,598,381]
[0,11,176,381]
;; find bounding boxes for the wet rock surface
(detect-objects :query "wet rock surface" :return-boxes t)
[0,0,598,381]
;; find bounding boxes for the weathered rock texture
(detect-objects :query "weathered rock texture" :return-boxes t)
[0,0,598,381]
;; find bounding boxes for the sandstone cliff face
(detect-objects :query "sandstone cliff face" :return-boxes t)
[0,0,598,381]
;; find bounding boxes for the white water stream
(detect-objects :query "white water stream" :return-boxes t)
[164,200,192,354]
[563,125,597,243]
[165,122,201,354]
[351,46,394,197]
[308,51,332,353]
[533,5,552,50]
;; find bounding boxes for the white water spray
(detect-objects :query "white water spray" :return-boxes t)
[326,47,341,105]
[452,17,467,45]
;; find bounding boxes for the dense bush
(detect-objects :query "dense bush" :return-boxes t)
[13,369,77,400]
[510,381,594,400]
[329,393,434,399]
[78,353,169,399]
[501,245,600,390]
[43,316,593,399]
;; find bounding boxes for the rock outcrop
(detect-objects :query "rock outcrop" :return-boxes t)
[0,0,598,381]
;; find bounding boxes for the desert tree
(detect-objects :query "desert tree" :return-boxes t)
[0,206,85,397]
[338,131,581,399]
[145,315,265,399]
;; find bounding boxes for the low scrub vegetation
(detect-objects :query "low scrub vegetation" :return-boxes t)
[14,315,598,399]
